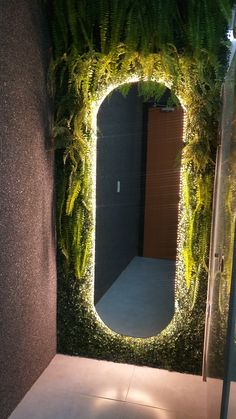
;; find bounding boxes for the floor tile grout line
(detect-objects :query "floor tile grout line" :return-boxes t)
[78,392,197,418]
[123,397,176,413]
[123,399,206,419]
[72,392,127,403]
[124,365,136,402]
[74,391,177,414]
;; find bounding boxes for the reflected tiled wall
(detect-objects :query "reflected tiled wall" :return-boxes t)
[95,86,144,302]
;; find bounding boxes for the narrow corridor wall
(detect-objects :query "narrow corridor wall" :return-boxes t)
[0,1,57,418]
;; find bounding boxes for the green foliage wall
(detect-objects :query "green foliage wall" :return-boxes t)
[50,0,233,373]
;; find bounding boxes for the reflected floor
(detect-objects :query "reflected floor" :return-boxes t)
[96,256,175,338]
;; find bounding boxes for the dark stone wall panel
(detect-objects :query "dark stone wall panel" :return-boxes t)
[95,86,144,302]
[0,1,56,418]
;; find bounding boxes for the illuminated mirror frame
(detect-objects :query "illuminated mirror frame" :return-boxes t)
[57,50,215,372]
[91,76,185,326]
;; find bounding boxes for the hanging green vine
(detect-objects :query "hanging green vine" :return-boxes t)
[49,0,233,373]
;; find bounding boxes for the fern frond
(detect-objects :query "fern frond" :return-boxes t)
[99,0,110,53]
[67,0,79,49]
[216,0,233,20]
[138,81,167,102]
[52,0,68,57]
[73,205,84,278]
[77,1,94,51]
[66,174,81,215]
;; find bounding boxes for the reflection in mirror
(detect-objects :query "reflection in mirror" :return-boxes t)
[95,83,184,338]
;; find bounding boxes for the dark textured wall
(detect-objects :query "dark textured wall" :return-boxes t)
[0,1,57,418]
[95,86,144,302]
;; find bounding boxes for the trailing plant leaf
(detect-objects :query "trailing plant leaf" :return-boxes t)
[73,204,84,278]
[66,174,81,216]
[67,0,79,49]
[138,81,167,102]
[52,0,69,57]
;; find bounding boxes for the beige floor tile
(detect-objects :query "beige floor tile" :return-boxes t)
[122,403,180,419]
[228,381,236,419]
[27,354,135,401]
[126,366,207,419]
[206,377,223,419]
[10,393,125,419]
[9,355,207,419]
[9,395,197,419]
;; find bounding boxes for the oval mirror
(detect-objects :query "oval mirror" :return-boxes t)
[95,82,184,338]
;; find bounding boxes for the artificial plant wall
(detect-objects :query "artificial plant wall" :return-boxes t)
[50,0,233,373]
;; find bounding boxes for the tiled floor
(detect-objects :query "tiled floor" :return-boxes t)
[228,381,236,419]
[96,257,175,337]
[205,378,236,419]
[10,354,207,419]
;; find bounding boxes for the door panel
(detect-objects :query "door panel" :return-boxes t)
[143,107,183,260]
[203,54,236,419]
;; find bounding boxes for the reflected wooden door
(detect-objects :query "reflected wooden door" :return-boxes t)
[143,107,183,260]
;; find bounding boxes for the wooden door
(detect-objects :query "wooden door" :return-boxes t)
[143,107,183,260]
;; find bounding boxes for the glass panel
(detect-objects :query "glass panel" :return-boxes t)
[225,233,236,418]
[224,53,236,419]
[204,53,236,419]
[95,83,183,337]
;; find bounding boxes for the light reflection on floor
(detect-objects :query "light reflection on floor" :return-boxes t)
[9,354,207,419]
